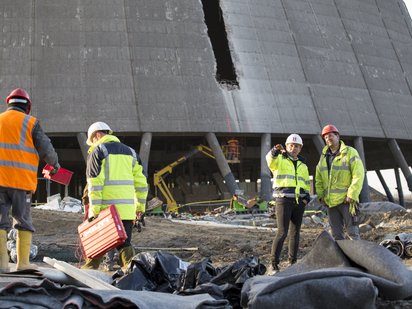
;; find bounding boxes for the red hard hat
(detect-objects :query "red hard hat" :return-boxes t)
[6,88,31,114]
[321,124,339,138]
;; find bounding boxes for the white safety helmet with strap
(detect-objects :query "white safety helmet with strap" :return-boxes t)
[86,122,113,145]
[285,134,303,146]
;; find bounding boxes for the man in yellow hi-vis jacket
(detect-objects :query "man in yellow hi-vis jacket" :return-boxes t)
[316,124,364,240]
[81,121,148,270]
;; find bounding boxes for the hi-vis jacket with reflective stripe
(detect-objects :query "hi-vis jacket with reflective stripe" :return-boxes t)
[315,141,364,207]
[86,134,148,220]
[266,150,310,202]
[0,110,39,192]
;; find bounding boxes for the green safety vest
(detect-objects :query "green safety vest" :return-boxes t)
[266,151,310,201]
[315,141,364,207]
[87,135,148,220]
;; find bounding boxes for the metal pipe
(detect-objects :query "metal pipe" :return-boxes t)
[205,133,239,195]
[375,170,394,202]
[139,132,152,175]
[46,179,50,199]
[76,132,89,162]
[388,139,412,192]
[260,133,272,201]
[394,168,404,206]
[354,137,369,202]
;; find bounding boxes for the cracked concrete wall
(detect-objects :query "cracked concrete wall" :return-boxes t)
[0,0,411,139]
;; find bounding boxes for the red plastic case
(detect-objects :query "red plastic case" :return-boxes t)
[78,205,127,259]
[42,164,74,186]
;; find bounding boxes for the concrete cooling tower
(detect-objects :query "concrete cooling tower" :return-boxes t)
[0,0,411,207]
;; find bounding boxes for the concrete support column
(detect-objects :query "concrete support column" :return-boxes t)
[375,170,394,202]
[312,135,325,155]
[76,132,89,162]
[394,168,404,206]
[139,132,152,175]
[205,133,239,195]
[260,133,272,201]
[312,135,325,195]
[354,137,369,202]
[388,139,412,192]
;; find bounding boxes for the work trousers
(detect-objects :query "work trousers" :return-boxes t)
[118,220,134,249]
[271,197,305,266]
[327,203,360,240]
[0,187,34,232]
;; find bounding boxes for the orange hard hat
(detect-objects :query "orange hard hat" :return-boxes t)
[321,124,339,138]
[6,88,31,114]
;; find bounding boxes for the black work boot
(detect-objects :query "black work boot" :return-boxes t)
[288,258,297,266]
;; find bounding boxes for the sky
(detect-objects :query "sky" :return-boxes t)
[404,0,412,15]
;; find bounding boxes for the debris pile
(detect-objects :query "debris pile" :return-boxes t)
[35,194,82,213]
[6,228,37,263]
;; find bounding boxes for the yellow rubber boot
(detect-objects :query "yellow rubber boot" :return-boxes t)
[118,246,135,270]
[81,257,103,270]
[16,230,37,271]
[0,230,9,273]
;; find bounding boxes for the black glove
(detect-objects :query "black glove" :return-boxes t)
[140,213,146,227]
[50,163,60,175]
[134,213,146,232]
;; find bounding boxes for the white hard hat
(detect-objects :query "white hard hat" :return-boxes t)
[87,122,113,145]
[285,134,303,146]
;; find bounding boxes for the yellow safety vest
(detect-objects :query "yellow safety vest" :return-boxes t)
[266,151,310,201]
[87,135,148,220]
[315,141,364,207]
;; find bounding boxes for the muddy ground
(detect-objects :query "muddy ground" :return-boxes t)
[31,206,412,308]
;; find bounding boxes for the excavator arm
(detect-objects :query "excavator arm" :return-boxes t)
[153,145,215,213]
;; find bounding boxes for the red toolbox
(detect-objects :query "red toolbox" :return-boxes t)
[78,205,127,259]
[42,164,74,186]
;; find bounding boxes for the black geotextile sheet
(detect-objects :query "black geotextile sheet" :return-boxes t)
[0,252,265,308]
[241,231,412,309]
[0,278,231,309]
[116,251,266,308]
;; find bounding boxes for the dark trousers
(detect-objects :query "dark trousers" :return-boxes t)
[271,198,305,265]
[327,203,360,240]
[0,187,34,232]
[118,220,134,250]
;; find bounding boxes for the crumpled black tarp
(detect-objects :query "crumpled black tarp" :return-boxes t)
[178,256,266,308]
[0,278,230,309]
[116,251,265,308]
[241,231,412,309]
[116,250,188,293]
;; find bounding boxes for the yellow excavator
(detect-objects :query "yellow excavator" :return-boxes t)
[153,145,215,213]
[152,142,267,214]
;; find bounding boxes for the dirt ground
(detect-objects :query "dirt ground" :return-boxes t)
[31,206,412,308]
